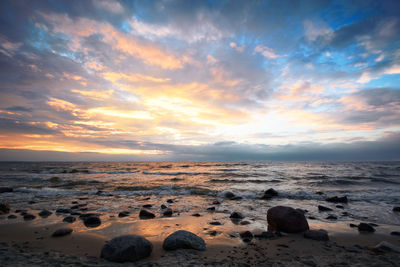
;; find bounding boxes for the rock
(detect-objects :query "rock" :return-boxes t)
[308,216,316,220]
[38,209,52,218]
[8,214,17,219]
[261,188,278,199]
[142,204,152,208]
[336,205,344,209]
[163,230,206,251]
[0,203,10,214]
[390,231,400,236]
[349,223,358,228]
[118,211,130,218]
[224,191,235,199]
[315,191,324,195]
[49,177,60,183]
[369,223,378,227]
[23,214,36,221]
[52,228,73,237]
[63,216,76,223]
[267,206,309,233]
[209,221,222,225]
[70,205,79,210]
[101,235,153,262]
[325,196,348,203]
[358,223,375,232]
[230,196,242,200]
[139,209,155,219]
[161,204,167,209]
[207,207,216,211]
[56,208,71,214]
[240,221,251,225]
[393,207,400,212]
[230,212,244,220]
[318,205,332,212]
[212,200,220,205]
[167,199,174,203]
[304,229,329,241]
[83,216,101,227]
[79,213,100,219]
[326,215,337,220]
[240,231,253,242]
[0,187,13,193]
[208,230,218,236]
[191,213,201,217]
[163,208,173,217]
[28,200,36,204]
[373,241,400,253]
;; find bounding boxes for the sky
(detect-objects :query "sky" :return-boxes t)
[0,0,399,161]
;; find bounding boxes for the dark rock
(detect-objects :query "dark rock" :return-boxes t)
[8,214,17,219]
[341,212,349,216]
[142,204,152,208]
[28,200,36,204]
[139,209,155,219]
[325,196,348,203]
[267,206,309,233]
[240,231,253,242]
[326,215,337,220]
[212,200,220,205]
[15,209,26,213]
[52,228,73,237]
[0,187,13,193]
[167,199,174,203]
[261,188,278,199]
[304,229,329,241]
[373,241,400,253]
[393,207,400,212]
[390,231,400,236]
[208,230,218,236]
[163,230,206,251]
[83,216,101,228]
[20,211,27,216]
[38,209,52,218]
[163,208,173,217]
[369,223,378,227]
[336,205,344,209]
[56,208,72,214]
[70,205,79,210]
[209,221,222,225]
[358,223,375,232]
[254,232,276,239]
[79,213,100,219]
[230,196,242,200]
[161,204,167,209]
[318,205,333,212]
[240,221,251,225]
[308,216,316,220]
[23,214,36,221]
[101,235,153,262]
[207,207,215,211]
[349,223,358,228]
[70,212,81,216]
[71,201,78,204]
[224,191,235,199]
[63,216,76,223]
[315,191,324,195]
[118,211,130,218]
[0,203,10,214]
[191,213,201,217]
[230,212,244,220]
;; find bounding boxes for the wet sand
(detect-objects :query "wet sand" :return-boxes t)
[1,205,400,266]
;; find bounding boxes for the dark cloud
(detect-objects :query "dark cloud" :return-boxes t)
[0,118,58,135]
[5,106,32,112]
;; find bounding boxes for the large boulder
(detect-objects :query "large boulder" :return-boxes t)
[101,235,153,262]
[267,206,309,233]
[163,230,206,251]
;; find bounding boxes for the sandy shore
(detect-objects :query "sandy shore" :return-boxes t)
[1,207,400,266]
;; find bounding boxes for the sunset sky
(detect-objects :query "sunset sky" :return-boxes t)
[0,0,399,161]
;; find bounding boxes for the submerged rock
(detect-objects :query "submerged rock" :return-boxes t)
[118,211,130,218]
[163,230,206,251]
[167,199,174,203]
[358,223,375,232]
[139,209,155,219]
[240,231,253,242]
[267,206,309,233]
[230,212,244,220]
[318,205,332,212]
[142,204,152,208]
[38,209,52,218]
[83,216,101,228]
[209,221,222,225]
[52,228,73,237]
[261,188,278,199]
[326,215,337,220]
[240,221,251,225]
[63,216,76,223]
[0,187,13,193]
[207,207,216,211]
[161,204,167,209]
[23,214,36,221]
[101,235,153,262]
[304,229,329,241]
[163,208,173,217]
[0,203,10,214]
[56,208,72,214]
[325,196,348,203]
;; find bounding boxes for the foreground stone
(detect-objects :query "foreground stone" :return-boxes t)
[304,229,329,241]
[52,228,73,237]
[101,235,153,262]
[267,206,309,233]
[163,230,206,251]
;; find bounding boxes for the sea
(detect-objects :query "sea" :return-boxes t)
[1,161,400,227]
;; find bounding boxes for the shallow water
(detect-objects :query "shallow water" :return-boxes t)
[1,161,400,227]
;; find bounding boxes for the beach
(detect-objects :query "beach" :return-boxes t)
[1,161,400,266]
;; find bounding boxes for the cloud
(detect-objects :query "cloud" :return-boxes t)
[254,45,281,59]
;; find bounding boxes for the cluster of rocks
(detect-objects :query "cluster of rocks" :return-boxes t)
[101,230,206,263]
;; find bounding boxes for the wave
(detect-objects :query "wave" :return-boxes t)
[209,179,281,184]
[14,187,82,196]
[142,171,201,176]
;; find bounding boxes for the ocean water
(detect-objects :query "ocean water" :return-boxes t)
[1,161,400,227]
